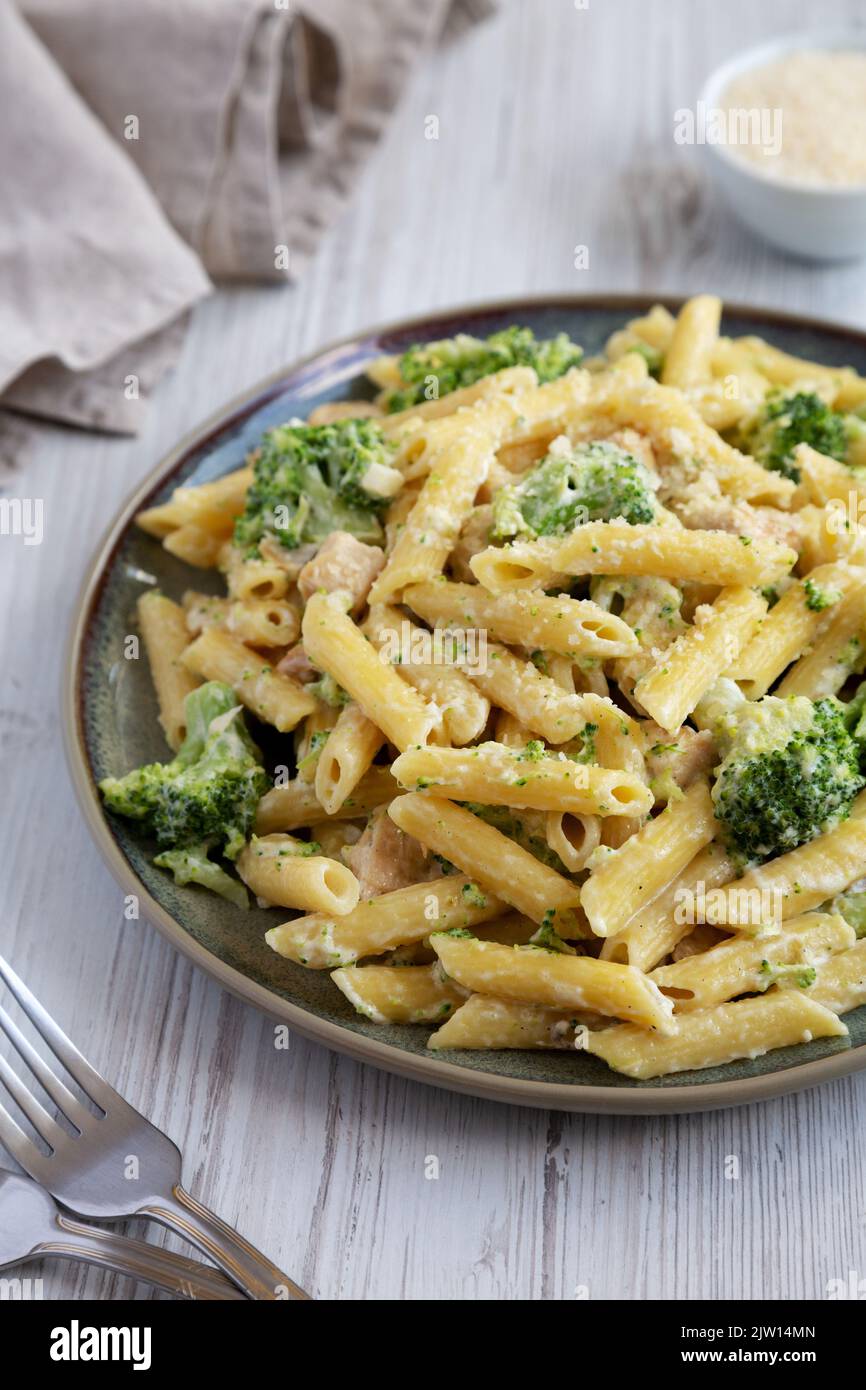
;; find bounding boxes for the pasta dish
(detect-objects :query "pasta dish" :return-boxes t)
[98,296,866,1081]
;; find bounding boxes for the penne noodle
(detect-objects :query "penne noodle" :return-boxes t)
[236,835,359,915]
[586,992,847,1080]
[427,994,590,1050]
[265,877,504,968]
[470,523,796,593]
[430,934,677,1034]
[581,781,718,938]
[650,911,854,1011]
[137,592,200,750]
[331,963,468,1024]
[314,702,385,814]
[388,793,586,935]
[633,587,766,733]
[255,766,396,834]
[404,580,638,659]
[181,627,316,732]
[391,742,653,819]
[302,591,443,750]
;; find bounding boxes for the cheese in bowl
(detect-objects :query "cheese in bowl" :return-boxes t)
[700,34,866,259]
[721,50,866,189]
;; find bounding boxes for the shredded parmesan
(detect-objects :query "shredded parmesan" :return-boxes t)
[722,50,866,187]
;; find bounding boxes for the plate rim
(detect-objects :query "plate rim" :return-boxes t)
[62,290,866,1115]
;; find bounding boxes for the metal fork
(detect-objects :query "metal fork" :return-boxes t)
[0,1169,244,1300]
[0,956,309,1301]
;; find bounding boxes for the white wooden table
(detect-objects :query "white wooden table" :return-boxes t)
[4,0,866,1301]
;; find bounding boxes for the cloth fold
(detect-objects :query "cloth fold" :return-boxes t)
[1,0,496,434]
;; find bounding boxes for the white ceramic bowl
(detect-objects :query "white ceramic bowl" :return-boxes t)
[700,30,866,261]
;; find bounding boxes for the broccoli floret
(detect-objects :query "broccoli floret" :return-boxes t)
[708,689,865,868]
[758,959,817,991]
[382,326,583,412]
[844,678,866,745]
[527,922,577,954]
[461,882,488,908]
[491,439,658,540]
[234,418,399,555]
[741,391,848,481]
[624,341,663,377]
[803,577,841,612]
[100,682,268,901]
[308,672,350,709]
[153,844,249,909]
[832,884,866,937]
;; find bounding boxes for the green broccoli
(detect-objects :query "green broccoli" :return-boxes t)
[803,577,841,612]
[758,959,817,990]
[624,341,663,377]
[233,418,400,555]
[704,683,865,868]
[461,882,488,908]
[844,678,866,755]
[381,326,583,413]
[740,391,851,481]
[831,885,866,937]
[491,439,658,540]
[100,682,268,905]
[527,922,577,954]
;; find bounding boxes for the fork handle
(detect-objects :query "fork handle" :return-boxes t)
[36,1215,246,1300]
[139,1185,310,1301]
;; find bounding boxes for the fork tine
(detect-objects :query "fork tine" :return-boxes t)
[0,955,109,1105]
[0,1002,91,1130]
[0,1096,53,1184]
[0,1053,68,1150]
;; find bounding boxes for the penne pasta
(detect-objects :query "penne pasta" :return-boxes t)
[388,793,586,935]
[265,877,504,968]
[236,834,360,915]
[331,963,468,1024]
[580,781,717,937]
[137,592,200,750]
[470,523,796,593]
[430,933,677,1033]
[391,741,653,818]
[302,591,443,750]
[633,587,766,732]
[650,911,854,1011]
[181,627,316,731]
[403,579,638,659]
[586,992,847,1079]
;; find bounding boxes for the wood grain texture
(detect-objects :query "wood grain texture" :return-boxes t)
[3,0,866,1301]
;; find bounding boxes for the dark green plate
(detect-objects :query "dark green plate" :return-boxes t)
[63,295,866,1113]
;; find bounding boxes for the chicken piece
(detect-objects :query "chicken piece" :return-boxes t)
[297,531,385,611]
[449,505,493,583]
[258,536,319,577]
[667,490,805,549]
[641,721,717,803]
[275,643,318,683]
[345,805,442,900]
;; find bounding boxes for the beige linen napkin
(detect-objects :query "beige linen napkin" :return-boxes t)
[2,0,496,433]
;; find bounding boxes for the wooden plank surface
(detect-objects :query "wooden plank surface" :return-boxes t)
[2,0,866,1301]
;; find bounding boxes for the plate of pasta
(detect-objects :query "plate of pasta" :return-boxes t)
[65,294,866,1112]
